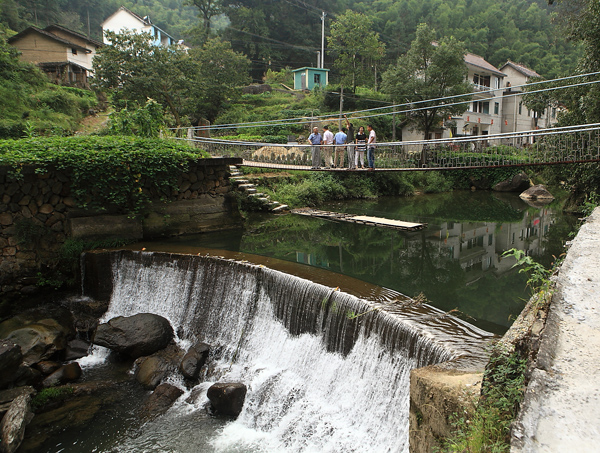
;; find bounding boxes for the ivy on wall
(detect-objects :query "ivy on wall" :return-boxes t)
[0,136,210,216]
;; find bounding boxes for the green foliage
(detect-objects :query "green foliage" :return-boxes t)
[328,10,385,92]
[441,346,527,452]
[108,99,166,137]
[93,32,250,126]
[15,218,50,247]
[0,34,94,137]
[241,171,418,209]
[0,136,209,216]
[31,386,74,412]
[582,191,600,217]
[381,23,471,139]
[264,68,293,86]
[502,248,558,310]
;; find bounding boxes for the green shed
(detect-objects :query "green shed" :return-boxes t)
[292,67,329,90]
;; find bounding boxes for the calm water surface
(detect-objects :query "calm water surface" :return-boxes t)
[153,191,576,334]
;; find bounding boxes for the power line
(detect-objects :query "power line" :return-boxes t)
[179,70,600,131]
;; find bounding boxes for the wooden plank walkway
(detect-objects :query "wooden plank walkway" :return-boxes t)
[291,208,426,231]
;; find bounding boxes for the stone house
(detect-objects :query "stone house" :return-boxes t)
[7,25,103,88]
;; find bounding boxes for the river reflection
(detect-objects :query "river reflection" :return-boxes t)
[145,191,576,334]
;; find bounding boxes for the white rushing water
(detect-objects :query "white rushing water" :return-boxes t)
[99,252,455,453]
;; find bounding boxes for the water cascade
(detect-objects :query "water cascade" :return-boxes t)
[87,250,493,452]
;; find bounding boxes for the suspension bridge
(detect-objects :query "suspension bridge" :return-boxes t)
[176,123,600,172]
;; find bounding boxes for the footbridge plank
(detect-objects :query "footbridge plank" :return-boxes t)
[291,208,426,231]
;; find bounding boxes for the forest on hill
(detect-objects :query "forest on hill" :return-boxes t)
[1,0,581,80]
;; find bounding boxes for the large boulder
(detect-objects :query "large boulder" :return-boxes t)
[493,172,531,192]
[134,355,172,390]
[64,339,90,361]
[134,344,183,389]
[179,343,210,381]
[0,341,23,389]
[42,362,82,388]
[92,313,174,359]
[0,393,32,453]
[140,383,184,420]
[519,184,555,203]
[0,387,35,421]
[207,382,247,417]
[0,309,74,366]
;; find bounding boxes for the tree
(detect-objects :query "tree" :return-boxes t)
[93,30,193,125]
[381,23,471,140]
[186,0,223,43]
[186,37,250,122]
[328,10,385,92]
[93,31,250,126]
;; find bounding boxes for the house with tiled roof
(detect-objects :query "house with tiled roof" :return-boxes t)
[499,61,559,138]
[402,53,506,144]
[101,6,176,47]
[8,25,103,87]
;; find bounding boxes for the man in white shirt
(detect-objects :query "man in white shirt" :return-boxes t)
[367,124,376,170]
[322,125,334,168]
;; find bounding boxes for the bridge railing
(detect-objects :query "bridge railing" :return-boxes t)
[174,125,600,170]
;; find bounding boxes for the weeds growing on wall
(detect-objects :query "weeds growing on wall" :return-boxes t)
[440,345,527,452]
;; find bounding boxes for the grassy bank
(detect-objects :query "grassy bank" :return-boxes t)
[237,166,528,209]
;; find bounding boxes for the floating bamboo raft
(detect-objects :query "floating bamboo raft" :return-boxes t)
[291,208,426,231]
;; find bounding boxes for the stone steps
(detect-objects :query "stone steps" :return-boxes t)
[229,165,289,213]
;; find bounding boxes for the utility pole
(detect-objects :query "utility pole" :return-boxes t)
[321,11,326,68]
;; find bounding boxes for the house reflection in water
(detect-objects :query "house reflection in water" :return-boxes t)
[434,208,553,284]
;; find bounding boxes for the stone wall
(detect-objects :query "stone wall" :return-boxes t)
[0,157,242,295]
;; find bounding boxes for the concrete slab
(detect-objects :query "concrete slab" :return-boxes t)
[512,207,600,451]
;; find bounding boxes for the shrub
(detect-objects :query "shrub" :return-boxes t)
[0,136,210,216]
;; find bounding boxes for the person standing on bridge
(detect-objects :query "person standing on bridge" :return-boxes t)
[334,127,347,168]
[355,126,367,169]
[308,126,322,169]
[367,124,376,170]
[322,125,334,168]
[344,115,355,169]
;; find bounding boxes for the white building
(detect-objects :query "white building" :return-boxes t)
[101,6,176,47]
[401,53,506,143]
[400,55,562,146]
[499,61,560,145]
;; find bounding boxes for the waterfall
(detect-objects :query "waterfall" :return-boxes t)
[92,250,492,453]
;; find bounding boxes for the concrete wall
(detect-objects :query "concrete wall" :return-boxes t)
[0,157,242,295]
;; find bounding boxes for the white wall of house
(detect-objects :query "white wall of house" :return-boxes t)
[398,54,562,147]
[102,8,174,46]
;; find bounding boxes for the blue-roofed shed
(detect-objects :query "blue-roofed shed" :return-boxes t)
[292,67,329,90]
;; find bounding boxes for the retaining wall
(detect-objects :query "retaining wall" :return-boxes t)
[0,157,242,295]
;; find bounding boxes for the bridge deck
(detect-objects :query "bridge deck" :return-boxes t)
[291,208,426,231]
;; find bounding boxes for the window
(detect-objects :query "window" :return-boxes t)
[71,48,78,55]
[494,102,499,115]
[473,73,491,87]
[473,101,490,114]
[552,107,556,118]
[518,102,522,115]
[314,73,321,84]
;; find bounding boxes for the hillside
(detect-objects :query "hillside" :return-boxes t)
[0,0,580,80]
